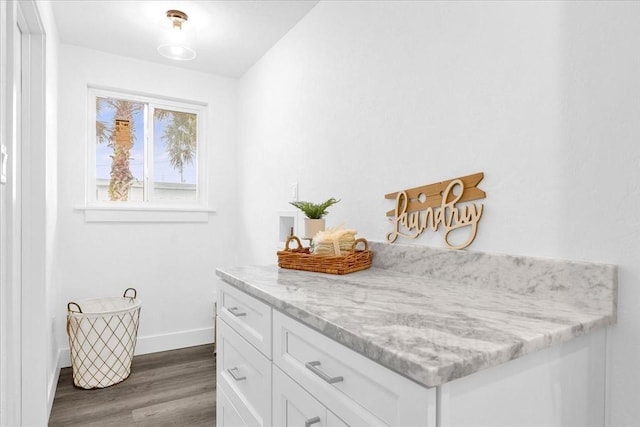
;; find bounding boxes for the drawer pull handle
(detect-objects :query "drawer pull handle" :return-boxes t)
[228,306,247,317]
[305,361,344,384]
[305,416,321,427]
[227,367,246,381]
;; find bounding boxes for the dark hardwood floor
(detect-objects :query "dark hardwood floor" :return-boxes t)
[49,344,216,426]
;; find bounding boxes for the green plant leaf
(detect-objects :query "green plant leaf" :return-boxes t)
[289,197,340,219]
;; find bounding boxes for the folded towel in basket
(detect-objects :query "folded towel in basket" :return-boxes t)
[312,226,357,256]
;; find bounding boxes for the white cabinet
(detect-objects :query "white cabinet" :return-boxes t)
[217,277,608,427]
[438,328,607,427]
[217,279,437,427]
[273,365,348,427]
[217,280,272,427]
[217,320,271,427]
[218,281,272,358]
[217,386,251,427]
[272,310,436,427]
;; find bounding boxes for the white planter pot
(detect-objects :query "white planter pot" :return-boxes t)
[304,218,325,240]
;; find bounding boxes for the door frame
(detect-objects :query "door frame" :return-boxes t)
[0,0,48,425]
[19,1,48,423]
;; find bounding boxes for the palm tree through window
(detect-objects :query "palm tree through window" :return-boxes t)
[92,90,203,205]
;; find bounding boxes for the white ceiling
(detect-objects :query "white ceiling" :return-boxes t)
[49,0,318,78]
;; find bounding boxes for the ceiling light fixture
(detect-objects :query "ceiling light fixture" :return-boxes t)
[157,9,196,61]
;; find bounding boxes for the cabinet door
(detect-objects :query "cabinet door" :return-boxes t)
[217,319,271,427]
[273,365,329,427]
[439,330,607,427]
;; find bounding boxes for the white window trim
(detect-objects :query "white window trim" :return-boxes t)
[75,204,216,223]
[85,86,212,222]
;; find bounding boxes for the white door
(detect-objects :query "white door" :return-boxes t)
[0,1,48,425]
[0,0,7,418]
[0,3,24,425]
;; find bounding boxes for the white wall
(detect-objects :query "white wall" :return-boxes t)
[56,45,239,362]
[238,1,640,425]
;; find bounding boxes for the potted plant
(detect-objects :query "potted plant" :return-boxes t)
[289,197,340,239]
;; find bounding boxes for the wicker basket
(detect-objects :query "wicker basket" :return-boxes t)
[277,236,373,275]
[66,288,141,389]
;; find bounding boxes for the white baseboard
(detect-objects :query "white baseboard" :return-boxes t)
[47,349,63,418]
[56,326,215,369]
[135,326,215,356]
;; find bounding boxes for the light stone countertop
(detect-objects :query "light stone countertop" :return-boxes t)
[215,242,617,387]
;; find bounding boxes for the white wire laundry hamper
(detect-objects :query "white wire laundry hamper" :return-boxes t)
[66,288,141,389]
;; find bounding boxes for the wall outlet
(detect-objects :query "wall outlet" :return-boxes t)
[290,182,298,201]
[279,214,296,245]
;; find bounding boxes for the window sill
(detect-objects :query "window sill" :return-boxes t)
[76,205,216,223]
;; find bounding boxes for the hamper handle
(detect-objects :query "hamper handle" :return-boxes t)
[350,238,368,252]
[66,302,82,337]
[123,288,137,299]
[67,302,82,313]
[285,236,303,251]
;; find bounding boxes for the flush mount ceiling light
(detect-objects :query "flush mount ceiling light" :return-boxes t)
[157,9,197,61]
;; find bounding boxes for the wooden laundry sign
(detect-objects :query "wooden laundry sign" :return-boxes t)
[385,172,486,249]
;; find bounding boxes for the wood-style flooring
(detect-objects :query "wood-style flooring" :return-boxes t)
[48,344,216,426]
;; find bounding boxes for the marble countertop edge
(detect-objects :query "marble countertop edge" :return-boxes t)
[285,308,614,387]
[215,267,616,387]
[215,241,618,389]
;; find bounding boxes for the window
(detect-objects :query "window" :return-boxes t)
[87,88,207,210]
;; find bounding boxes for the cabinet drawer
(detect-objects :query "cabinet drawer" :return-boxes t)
[218,279,272,358]
[273,365,348,427]
[217,386,250,427]
[218,319,271,427]
[273,310,435,427]
[273,365,328,427]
